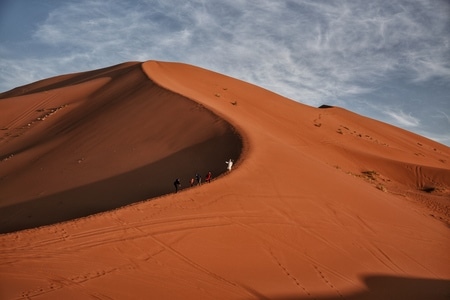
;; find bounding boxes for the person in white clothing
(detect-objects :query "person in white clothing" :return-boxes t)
[226,159,233,171]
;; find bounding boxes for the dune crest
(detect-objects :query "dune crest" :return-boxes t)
[0,61,449,299]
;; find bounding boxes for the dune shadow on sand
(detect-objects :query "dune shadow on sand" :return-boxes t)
[272,274,450,300]
[0,131,242,234]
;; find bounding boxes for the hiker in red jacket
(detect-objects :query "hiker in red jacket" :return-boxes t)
[205,171,212,183]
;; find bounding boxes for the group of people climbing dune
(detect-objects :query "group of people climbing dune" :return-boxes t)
[173,159,234,193]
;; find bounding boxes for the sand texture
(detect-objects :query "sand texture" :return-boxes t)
[0,61,449,299]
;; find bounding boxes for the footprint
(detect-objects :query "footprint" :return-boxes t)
[313,265,343,298]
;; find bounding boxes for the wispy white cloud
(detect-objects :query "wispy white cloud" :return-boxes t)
[384,110,421,127]
[1,0,449,144]
[435,111,450,124]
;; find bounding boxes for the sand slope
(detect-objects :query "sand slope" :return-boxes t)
[0,61,449,299]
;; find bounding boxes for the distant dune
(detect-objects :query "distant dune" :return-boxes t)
[0,61,448,299]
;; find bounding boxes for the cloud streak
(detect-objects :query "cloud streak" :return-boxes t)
[384,110,421,127]
[1,0,449,144]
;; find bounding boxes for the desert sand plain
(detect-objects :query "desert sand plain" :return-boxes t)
[0,61,449,299]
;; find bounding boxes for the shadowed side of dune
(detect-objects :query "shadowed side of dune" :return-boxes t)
[0,62,243,233]
[0,133,241,233]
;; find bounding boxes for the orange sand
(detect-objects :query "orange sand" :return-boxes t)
[0,61,449,299]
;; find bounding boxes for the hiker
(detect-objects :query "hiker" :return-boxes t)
[195,173,202,185]
[226,159,233,171]
[190,178,195,187]
[174,178,181,193]
[205,171,212,183]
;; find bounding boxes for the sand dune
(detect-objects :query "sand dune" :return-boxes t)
[0,62,241,233]
[0,61,449,299]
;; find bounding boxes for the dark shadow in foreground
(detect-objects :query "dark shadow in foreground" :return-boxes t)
[269,274,450,300]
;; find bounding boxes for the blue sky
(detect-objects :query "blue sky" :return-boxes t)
[1,0,449,145]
